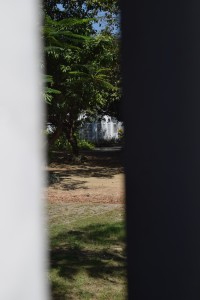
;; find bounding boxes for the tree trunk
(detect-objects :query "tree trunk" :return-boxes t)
[69,134,79,156]
[66,125,79,157]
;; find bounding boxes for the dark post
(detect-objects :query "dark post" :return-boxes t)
[121,1,200,299]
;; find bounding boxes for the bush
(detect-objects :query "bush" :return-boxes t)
[118,129,124,140]
[50,135,95,152]
[78,139,95,150]
[51,135,69,151]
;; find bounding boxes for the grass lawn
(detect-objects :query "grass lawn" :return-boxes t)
[48,203,128,300]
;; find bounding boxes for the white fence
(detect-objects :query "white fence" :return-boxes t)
[79,116,123,142]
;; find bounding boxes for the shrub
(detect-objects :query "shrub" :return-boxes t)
[78,139,95,150]
[118,129,124,140]
[52,135,69,151]
[50,135,95,152]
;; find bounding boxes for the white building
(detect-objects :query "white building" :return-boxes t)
[79,115,123,142]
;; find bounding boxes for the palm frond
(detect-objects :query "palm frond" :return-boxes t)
[44,75,53,84]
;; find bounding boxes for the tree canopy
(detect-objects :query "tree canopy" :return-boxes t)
[42,0,121,155]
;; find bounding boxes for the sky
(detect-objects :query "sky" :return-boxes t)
[57,4,119,34]
[92,12,119,33]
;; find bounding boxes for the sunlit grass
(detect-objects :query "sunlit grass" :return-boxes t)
[48,203,127,299]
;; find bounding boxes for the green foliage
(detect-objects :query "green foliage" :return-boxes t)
[42,1,121,154]
[52,134,69,150]
[43,0,120,27]
[48,202,127,299]
[118,128,124,140]
[50,134,95,152]
[77,139,95,150]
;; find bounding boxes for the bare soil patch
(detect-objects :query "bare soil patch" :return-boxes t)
[46,148,125,204]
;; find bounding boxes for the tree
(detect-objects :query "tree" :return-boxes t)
[42,2,121,155]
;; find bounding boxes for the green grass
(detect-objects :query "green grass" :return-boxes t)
[48,203,127,300]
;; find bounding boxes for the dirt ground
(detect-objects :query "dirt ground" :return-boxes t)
[46,148,125,204]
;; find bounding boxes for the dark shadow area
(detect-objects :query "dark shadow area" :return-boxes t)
[48,147,123,168]
[47,147,124,189]
[49,221,127,299]
[67,223,126,245]
[48,173,89,190]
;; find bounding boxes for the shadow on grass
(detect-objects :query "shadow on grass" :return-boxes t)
[48,172,89,190]
[48,148,123,168]
[47,148,124,189]
[49,221,127,299]
[48,166,122,188]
